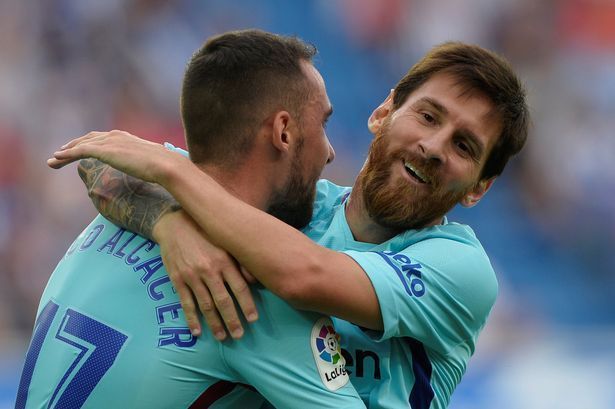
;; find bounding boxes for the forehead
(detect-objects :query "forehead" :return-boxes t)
[398,72,502,154]
[300,61,331,111]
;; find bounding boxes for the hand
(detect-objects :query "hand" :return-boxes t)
[240,266,259,285]
[47,130,193,185]
[153,210,258,340]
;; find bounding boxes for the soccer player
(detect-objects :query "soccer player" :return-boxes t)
[16,30,366,408]
[50,42,530,407]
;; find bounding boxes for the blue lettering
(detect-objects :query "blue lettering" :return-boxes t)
[147,276,174,301]
[113,232,137,258]
[125,240,156,265]
[134,256,164,283]
[393,253,411,264]
[374,251,426,297]
[97,228,126,254]
[79,224,105,251]
[402,265,422,277]
[410,278,425,297]
[158,327,196,348]
[156,302,182,324]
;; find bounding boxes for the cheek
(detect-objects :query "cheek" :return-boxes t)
[444,164,479,192]
[387,117,420,143]
[301,141,327,176]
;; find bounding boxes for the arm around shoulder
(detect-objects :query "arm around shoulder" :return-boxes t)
[77,157,180,240]
[274,246,384,331]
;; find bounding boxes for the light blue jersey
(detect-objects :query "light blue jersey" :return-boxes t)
[16,232,363,406]
[301,180,498,408]
[19,141,495,408]
[16,146,364,409]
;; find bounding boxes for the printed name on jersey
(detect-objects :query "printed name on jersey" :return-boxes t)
[65,224,196,349]
[373,251,426,297]
[310,317,349,391]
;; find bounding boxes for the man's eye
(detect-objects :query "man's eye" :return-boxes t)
[456,141,470,152]
[422,113,435,123]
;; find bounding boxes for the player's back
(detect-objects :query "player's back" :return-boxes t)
[16,216,227,408]
[16,216,362,408]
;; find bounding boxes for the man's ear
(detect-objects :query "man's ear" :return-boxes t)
[368,89,394,134]
[460,177,496,208]
[270,110,293,154]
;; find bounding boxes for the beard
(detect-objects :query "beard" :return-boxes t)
[357,119,471,232]
[267,139,318,230]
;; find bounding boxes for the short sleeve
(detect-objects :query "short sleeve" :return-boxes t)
[343,238,498,354]
[163,142,189,158]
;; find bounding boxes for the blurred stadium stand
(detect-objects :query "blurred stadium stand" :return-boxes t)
[1,0,613,407]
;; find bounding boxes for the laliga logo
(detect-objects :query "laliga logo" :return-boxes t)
[315,324,342,364]
[311,318,349,390]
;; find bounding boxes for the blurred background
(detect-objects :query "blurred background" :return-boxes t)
[1,0,614,407]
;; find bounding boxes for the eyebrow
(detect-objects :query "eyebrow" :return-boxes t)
[419,97,448,116]
[417,97,486,160]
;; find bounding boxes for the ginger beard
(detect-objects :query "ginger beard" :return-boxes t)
[357,117,474,231]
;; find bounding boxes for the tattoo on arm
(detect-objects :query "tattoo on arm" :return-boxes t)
[78,158,180,240]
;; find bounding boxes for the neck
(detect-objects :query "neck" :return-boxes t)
[196,162,271,211]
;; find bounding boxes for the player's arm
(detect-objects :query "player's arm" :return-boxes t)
[166,164,383,329]
[77,157,180,239]
[51,131,383,330]
[76,157,257,339]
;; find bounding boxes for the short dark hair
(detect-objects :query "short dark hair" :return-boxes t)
[392,42,529,179]
[181,29,317,166]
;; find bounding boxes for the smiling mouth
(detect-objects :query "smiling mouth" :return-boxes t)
[403,161,429,184]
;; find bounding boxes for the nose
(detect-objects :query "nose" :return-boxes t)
[326,140,335,164]
[418,128,448,164]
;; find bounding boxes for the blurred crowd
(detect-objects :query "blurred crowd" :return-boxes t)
[1,0,613,407]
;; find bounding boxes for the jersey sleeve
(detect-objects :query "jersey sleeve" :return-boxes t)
[163,142,190,158]
[343,238,498,354]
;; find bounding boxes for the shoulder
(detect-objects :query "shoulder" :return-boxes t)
[398,223,498,315]
[314,179,351,207]
[341,222,498,347]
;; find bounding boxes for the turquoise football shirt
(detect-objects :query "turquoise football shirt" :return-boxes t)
[301,179,498,408]
[16,164,365,409]
[16,216,365,408]
[18,142,496,408]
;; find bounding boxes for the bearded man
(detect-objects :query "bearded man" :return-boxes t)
[49,41,529,408]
